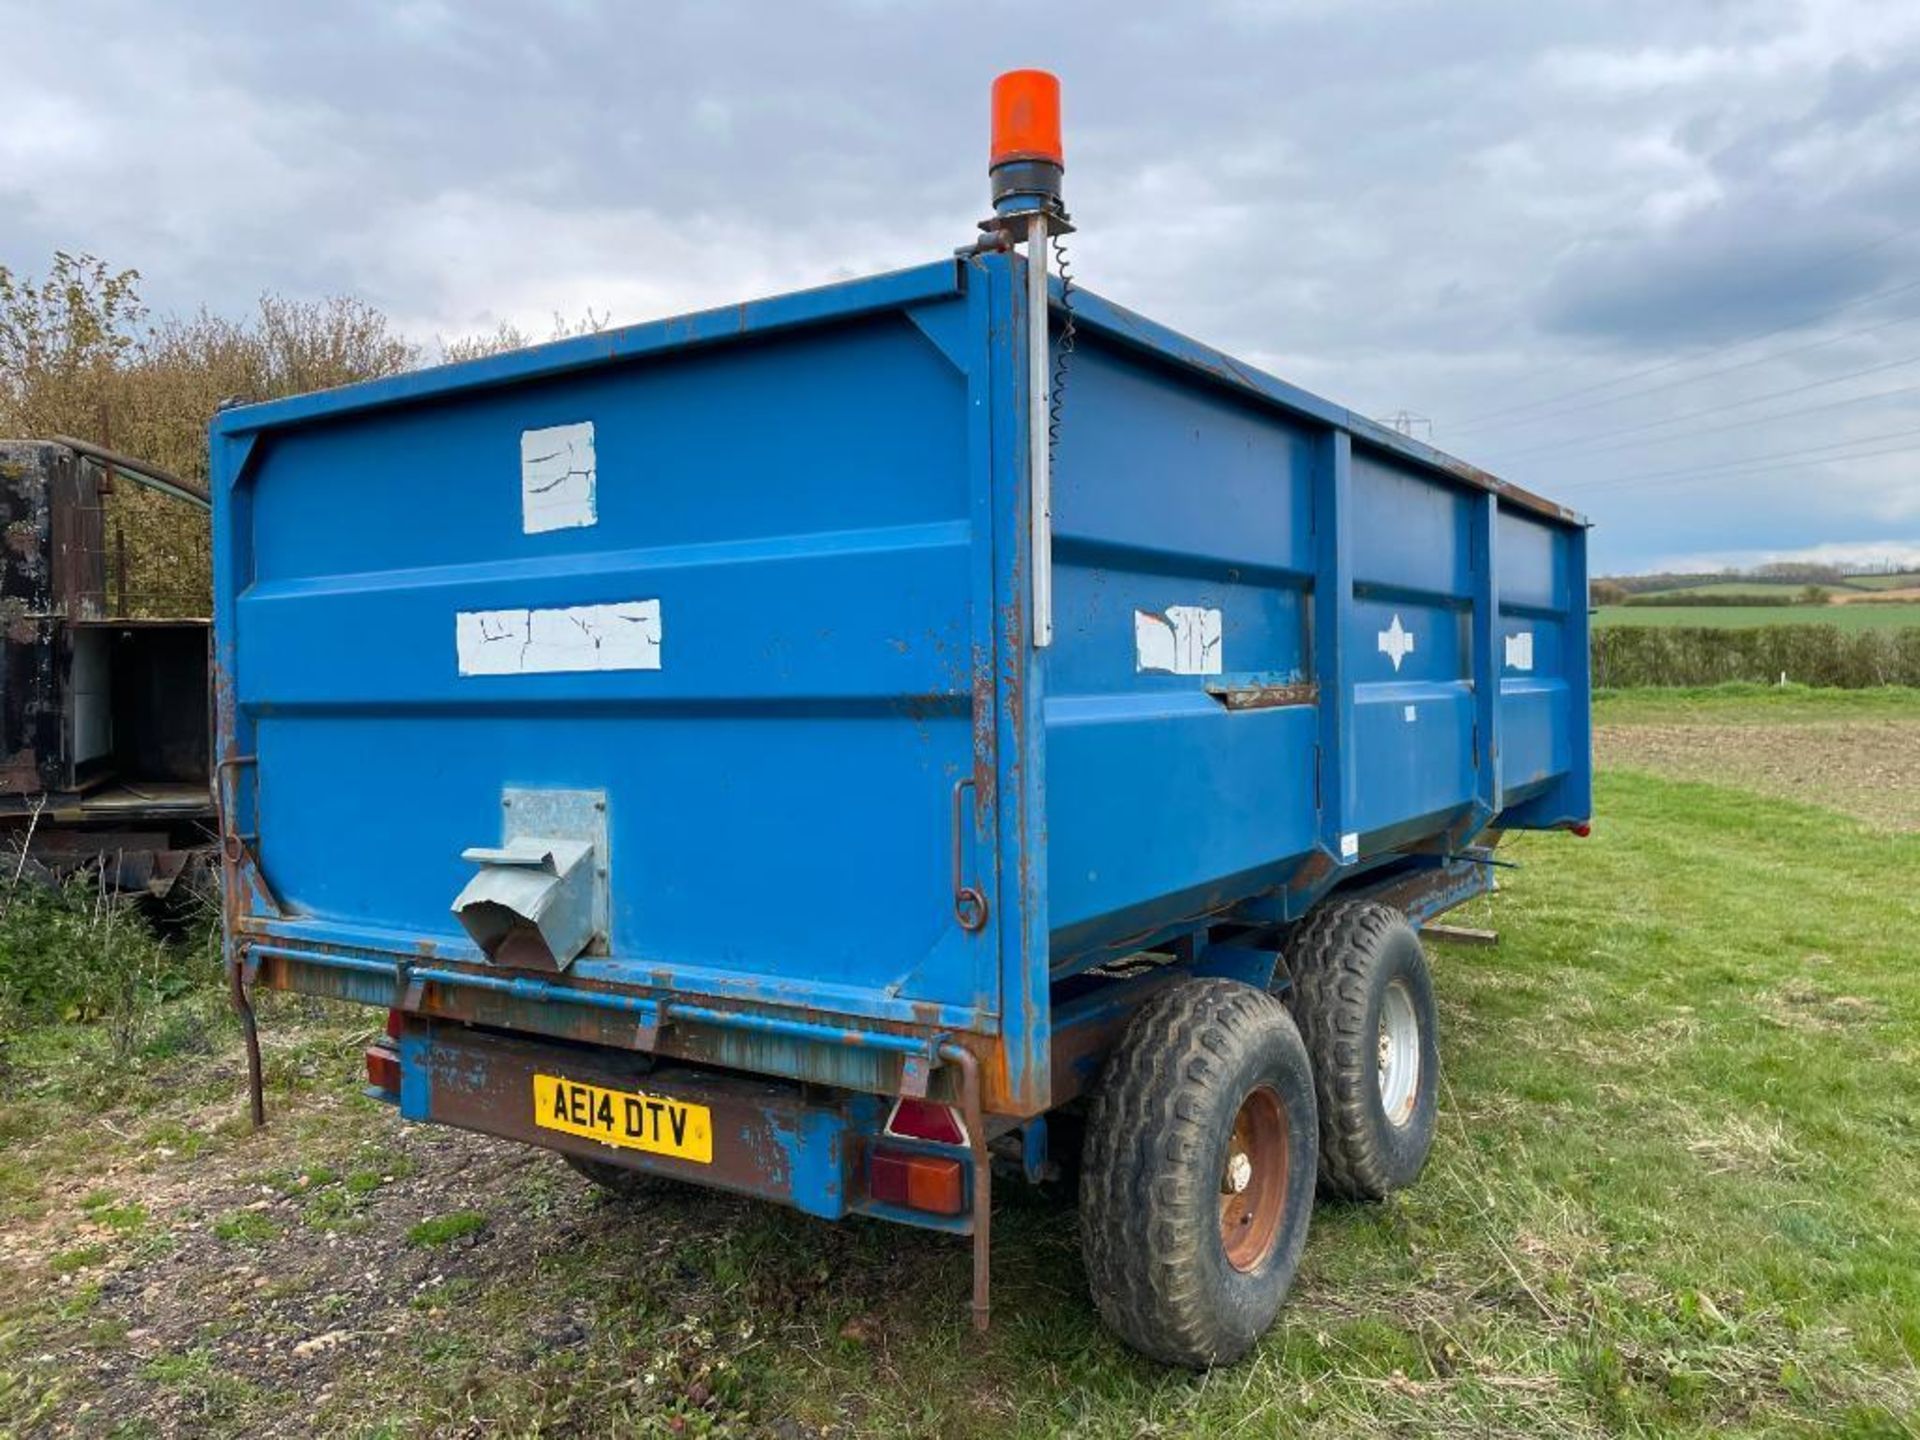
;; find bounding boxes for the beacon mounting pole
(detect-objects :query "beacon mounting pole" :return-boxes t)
[982,70,1070,649]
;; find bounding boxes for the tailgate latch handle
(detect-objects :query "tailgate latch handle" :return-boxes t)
[951,777,988,933]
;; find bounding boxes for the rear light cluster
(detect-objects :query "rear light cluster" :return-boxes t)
[868,1150,964,1215]
[866,1099,969,1217]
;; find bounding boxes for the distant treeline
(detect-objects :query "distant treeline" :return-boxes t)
[1600,562,1868,597]
[1593,626,1920,688]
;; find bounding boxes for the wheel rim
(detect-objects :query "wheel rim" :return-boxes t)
[1218,1084,1289,1273]
[1377,979,1422,1127]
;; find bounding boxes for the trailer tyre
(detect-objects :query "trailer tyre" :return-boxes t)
[563,1153,662,1200]
[1080,978,1318,1368]
[1285,901,1438,1201]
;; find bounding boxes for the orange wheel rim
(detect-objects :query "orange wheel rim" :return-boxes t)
[1218,1084,1289,1272]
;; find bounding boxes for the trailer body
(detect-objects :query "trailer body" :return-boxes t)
[0,440,213,894]
[211,252,1590,1279]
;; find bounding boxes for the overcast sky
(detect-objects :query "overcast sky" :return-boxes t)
[4,0,1918,573]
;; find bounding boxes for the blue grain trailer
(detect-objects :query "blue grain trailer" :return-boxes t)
[211,73,1590,1366]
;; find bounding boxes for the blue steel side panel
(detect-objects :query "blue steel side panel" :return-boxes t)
[1346,443,1477,842]
[1039,290,1591,968]
[1044,329,1318,956]
[1496,506,1592,825]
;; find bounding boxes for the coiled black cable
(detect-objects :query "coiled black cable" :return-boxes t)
[1049,229,1076,465]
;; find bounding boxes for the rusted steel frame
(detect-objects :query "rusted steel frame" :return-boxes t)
[50,434,211,509]
[247,941,955,1066]
[265,946,927,1100]
[413,1024,851,1214]
[1344,852,1494,928]
[939,1042,992,1331]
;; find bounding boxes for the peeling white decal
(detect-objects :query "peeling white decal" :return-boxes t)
[521,421,596,533]
[1339,832,1359,861]
[457,600,661,675]
[1134,605,1223,675]
[1378,613,1415,672]
[1504,630,1535,672]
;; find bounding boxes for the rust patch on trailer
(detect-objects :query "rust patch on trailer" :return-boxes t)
[1205,680,1319,712]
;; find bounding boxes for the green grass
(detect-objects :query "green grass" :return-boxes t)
[1,694,1917,1434]
[1844,572,1920,591]
[1595,602,1920,630]
[210,1210,281,1246]
[406,1210,487,1247]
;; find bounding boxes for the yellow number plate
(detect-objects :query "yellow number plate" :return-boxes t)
[532,1073,714,1164]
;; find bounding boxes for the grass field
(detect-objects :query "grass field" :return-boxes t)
[1593,603,1920,630]
[2,688,1919,1436]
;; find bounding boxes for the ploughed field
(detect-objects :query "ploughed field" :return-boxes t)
[2,686,1918,1437]
[1592,601,1920,630]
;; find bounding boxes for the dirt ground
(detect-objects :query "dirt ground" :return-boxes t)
[1596,717,1920,830]
[2,1051,922,1437]
[1831,586,1920,603]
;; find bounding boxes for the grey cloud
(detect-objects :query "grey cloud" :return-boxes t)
[0,0,1916,570]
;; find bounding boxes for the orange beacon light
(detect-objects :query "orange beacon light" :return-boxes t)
[990,69,1064,170]
[989,70,1066,217]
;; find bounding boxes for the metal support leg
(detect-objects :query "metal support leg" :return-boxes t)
[944,1043,991,1331]
[228,954,265,1129]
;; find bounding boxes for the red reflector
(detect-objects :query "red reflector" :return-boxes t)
[1571,822,1592,838]
[886,1098,967,1145]
[364,1043,401,1094]
[384,1008,404,1040]
[869,1148,965,1216]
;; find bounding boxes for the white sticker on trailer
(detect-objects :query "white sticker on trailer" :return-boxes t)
[520,420,597,533]
[1378,613,1415,672]
[1505,630,1535,671]
[456,600,662,675]
[1135,605,1223,675]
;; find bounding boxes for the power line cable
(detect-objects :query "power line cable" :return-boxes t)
[1447,217,1920,428]
[1498,377,1920,476]
[1559,426,1920,495]
[1562,437,1920,498]
[1485,352,1920,462]
[1555,421,1920,491]
[1452,289,1920,437]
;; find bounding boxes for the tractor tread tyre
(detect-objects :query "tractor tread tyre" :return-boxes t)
[1285,900,1439,1201]
[1080,978,1318,1368]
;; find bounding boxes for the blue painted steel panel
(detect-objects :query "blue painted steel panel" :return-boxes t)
[214,253,1590,1119]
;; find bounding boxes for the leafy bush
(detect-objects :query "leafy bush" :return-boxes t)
[1593,625,1920,688]
[1619,592,1797,608]
[0,874,214,1055]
